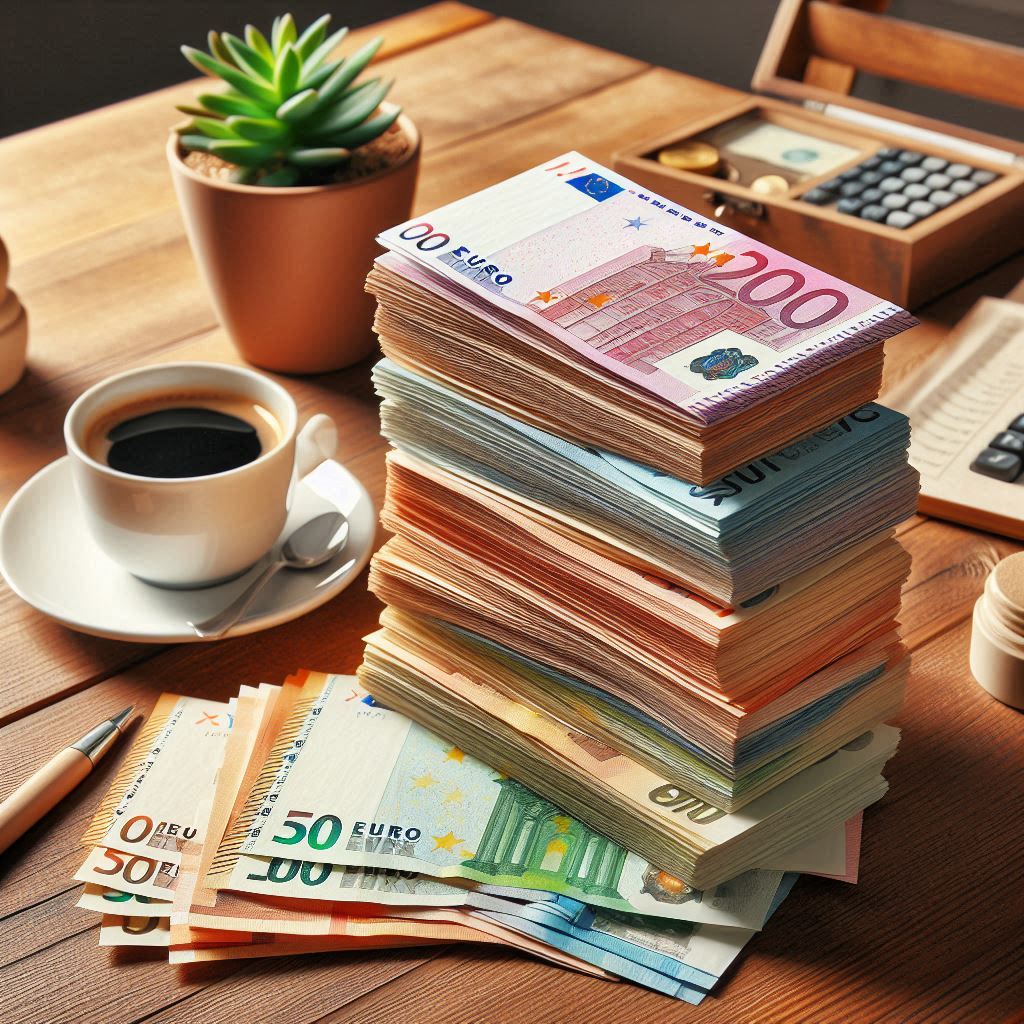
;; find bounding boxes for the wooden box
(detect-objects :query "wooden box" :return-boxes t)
[613,0,1024,308]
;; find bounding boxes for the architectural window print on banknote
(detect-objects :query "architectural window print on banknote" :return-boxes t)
[443,240,829,392]
[528,246,778,378]
[464,778,625,898]
[465,777,706,908]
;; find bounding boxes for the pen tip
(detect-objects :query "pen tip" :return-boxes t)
[110,705,135,730]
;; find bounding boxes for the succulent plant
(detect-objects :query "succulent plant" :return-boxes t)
[177,13,398,186]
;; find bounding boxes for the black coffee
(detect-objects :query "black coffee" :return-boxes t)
[85,393,282,479]
[105,407,261,478]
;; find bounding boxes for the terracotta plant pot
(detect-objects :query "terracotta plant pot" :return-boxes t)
[167,110,420,374]
[0,238,28,395]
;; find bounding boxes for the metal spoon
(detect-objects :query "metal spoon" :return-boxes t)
[188,512,349,639]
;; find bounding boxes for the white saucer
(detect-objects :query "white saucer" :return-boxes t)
[0,457,375,642]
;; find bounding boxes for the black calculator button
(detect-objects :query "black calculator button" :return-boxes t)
[900,167,928,184]
[971,169,997,185]
[908,200,937,217]
[839,168,863,181]
[882,193,909,210]
[840,181,866,197]
[1008,415,1024,433]
[950,179,978,197]
[837,197,866,215]
[859,170,883,186]
[877,147,899,158]
[920,156,948,173]
[971,448,1023,482]
[801,187,833,205]
[859,204,889,222]
[819,177,844,193]
[879,160,903,175]
[861,187,883,203]
[945,163,972,179]
[925,173,952,190]
[861,155,882,170]
[904,183,930,200]
[929,189,957,208]
[885,210,919,228]
[879,176,905,193]
[991,431,1024,454]
[898,150,924,164]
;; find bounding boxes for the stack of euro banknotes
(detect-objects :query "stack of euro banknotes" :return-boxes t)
[73,153,919,1004]
[361,154,920,993]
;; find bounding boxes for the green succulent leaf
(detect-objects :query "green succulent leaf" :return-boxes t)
[209,139,282,167]
[295,14,332,59]
[176,103,220,119]
[305,77,374,131]
[230,166,259,185]
[179,133,217,153]
[272,13,297,54]
[221,33,275,81]
[287,146,350,167]
[300,25,353,82]
[260,166,301,187]
[310,77,392,137]
[245,24,274,63]
[328,105,401,149]
[274,43,301,99]
[227,116,289,142]
[276,88,319,123]
[189,116,237,139]
[315,37,383,105]
[300,58,342,92]
[208,31,236,68]
[182,46,280,106]
[197,91,268,118]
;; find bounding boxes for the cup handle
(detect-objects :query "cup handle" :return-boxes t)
[294,413,338,478]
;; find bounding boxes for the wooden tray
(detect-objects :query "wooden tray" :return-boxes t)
[614,0,1024,308]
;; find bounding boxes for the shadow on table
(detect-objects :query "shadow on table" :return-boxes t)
[714,703,1022,1010]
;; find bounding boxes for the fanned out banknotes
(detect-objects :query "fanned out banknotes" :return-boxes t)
[355,153,918,1000]
[73,679,860,1002]
[75,685,615,971]
[368,152,916,484]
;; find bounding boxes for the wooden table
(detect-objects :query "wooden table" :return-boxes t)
[1,5,1021,1021]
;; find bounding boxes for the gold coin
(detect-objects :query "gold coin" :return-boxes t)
[749,174,790,196]
[657,141,721,174]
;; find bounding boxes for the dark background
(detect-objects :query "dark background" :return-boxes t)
[1,0,1021,139]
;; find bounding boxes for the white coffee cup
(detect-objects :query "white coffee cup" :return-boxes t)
[64,361,337,588]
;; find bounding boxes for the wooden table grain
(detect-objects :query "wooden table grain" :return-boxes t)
[0,6,1021,1022]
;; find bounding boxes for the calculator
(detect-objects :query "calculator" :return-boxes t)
[799,147,1000,230]
[886,296,1024,540]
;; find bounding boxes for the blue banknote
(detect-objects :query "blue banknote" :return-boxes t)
[373,358,916,604]
[473,874,801,1003]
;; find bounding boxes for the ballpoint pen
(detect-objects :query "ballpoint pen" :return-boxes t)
[0,705,136,856]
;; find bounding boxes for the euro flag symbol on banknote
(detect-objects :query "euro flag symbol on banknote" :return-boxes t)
[566,172,624,202]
